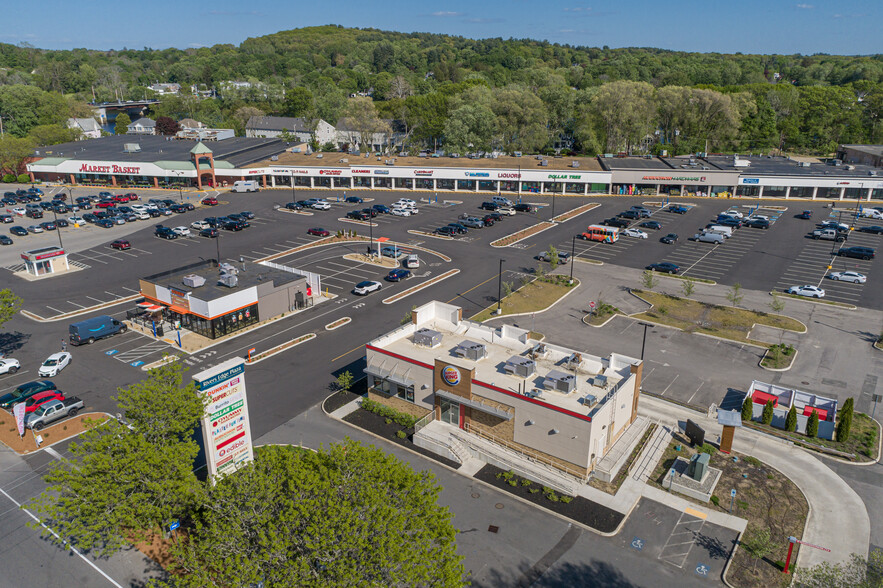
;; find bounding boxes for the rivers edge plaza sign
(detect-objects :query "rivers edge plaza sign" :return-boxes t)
[193,358,254,481]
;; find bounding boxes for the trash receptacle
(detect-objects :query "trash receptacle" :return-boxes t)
[156,325,165,337]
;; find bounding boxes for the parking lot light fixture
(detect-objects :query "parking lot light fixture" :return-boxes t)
[569,234,576,283]
[52,208,63,249]
[639,322,652,361]
[496,259,506,315]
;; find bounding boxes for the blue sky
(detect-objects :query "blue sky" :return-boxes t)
[3,0,881,54]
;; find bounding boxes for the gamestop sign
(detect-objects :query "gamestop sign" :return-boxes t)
[193,358,254,481]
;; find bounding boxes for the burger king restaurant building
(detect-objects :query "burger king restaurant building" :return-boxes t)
[364,301,643,482]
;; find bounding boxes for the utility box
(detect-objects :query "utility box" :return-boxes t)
[414,328,442,348]
[688,453,710,481]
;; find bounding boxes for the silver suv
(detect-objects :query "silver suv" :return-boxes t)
[461,217,484,228]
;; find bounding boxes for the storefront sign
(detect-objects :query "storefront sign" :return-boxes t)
[548,174,582,180]
[641,175,706,182]
[442,366,461,386]
[374,170,389,175]
[246,169,263,175]
[169,287,190,312]
[414,170,434,175]
[352,169,370,174]
[22,248,66,261]
[464,172,489,177]
[741,178,760,184]
[318,169,342,175]
[193,358,254,482]
[79,163,142,175]
[291,169,310,175]
[498,172,521,179]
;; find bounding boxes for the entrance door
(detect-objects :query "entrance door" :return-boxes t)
[439,398,460,426]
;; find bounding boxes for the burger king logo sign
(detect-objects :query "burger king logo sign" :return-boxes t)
[442,366,461,386]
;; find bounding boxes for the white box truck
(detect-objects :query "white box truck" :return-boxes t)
[231,180,260,193]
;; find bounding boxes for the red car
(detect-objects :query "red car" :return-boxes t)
[112,194,129,203]
[124,192,138,201]
[96,200,115,208]
[24,390,64,413]
[111,239,131,250]
[307,228,330,237]
[201,197,218,206]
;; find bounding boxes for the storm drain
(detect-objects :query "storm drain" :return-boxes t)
[488,525,499,533]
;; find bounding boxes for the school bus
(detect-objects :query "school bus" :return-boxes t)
[579,225,619,243]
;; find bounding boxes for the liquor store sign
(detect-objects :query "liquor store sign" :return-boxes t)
[193,358,254,481]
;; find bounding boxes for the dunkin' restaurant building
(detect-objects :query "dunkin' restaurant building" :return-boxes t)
[365,301,643,481]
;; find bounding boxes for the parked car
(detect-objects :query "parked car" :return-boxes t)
[0,358,20,374]
[603,217,630,228]
[27,225,44,233]
[353,280,382,295]
[155,226,178,239]
[744,218,770,229]
[23,390,65,414]
[787,285,825,298]
[622,228,648,239]
[95,219,115,228]
[837,246,875,260]
[618,210,641,220]
[191,220,210,231]
[69,315,126,346]
[372,204,391,214]
[380,246,406,258]
[480,202,499,211]
[537,250,571,264]
[668,205,689,214]
[199,227,218,238]
[26,397,84,431]
[461,217,484,228]
[361,208,378,218]
[513,203,533,213]
[9,226,27,236]
[646,262,679,274]
[344,196,363,204]
[639,220,662,230]
[691,232,725,244]
[716,218,743,228]
[0,380,57,409]
[481,215,496,226]
[169,204,188,214]
[284,202,303,211]
[201,196,219,206]
[434,226,456,237]
[222,220,245,231]
[828,271,866,284]
[818,221,849,232]
[38,352,72,377]
[346,210,370,221]
[0,214,13,223]
[497,206,516,216]
[447,223,468,234]
[310,201,331,210]
[390,207,411,217]
[0,235,12,245]
[307,228,330,237]
[660,233,678,244]
[110,239,131,250]
[858,225,883,234]
[386,269,412,282]
[238,210,254,219]
[860,209,883,219]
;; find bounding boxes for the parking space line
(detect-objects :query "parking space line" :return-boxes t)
[45,306,66,314]
[661,374,679,396]
[85,296,106,303]
[121,286,140,293]
[67,301,85,308]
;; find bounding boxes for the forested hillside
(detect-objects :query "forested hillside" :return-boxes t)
[0,24,881,166]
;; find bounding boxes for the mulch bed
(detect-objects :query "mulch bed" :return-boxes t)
[323,389,362,414]
[343,408,461,470]
[474,463,623,533]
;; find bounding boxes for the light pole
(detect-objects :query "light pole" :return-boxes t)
[496,259,506,314]
[569,234,576,283]
[639,322,651,360]
[215,226,221,266]
[369,214,374,259]
[291,172,296,205]
[52,207,64,250]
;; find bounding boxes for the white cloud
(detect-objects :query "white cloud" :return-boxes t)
[795,3,813,8]
[564,7,592,12]
[432,11,463,17]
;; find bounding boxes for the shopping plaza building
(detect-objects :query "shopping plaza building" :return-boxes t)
[26,135,883,201]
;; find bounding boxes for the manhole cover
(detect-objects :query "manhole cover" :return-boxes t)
[495,503,504,509]
[471,493,480,499]
[488,525,499,533]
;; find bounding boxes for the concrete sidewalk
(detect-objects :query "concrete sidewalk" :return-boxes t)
[638,394,870,570]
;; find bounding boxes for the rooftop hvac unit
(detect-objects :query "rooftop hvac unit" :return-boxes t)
[454,340,487,361]
[219,262,238,275]
[797,161,811,167]
[504,355,536,378]
[315,153,323,159]
[182,274,205,288]
[590,374,609,389]
[524,388,544,399]
[217,274,238,288]
[413,328,442,348]
[123,143,141,153]
[566,352,582,368]
[733,158,750,168]
[571,160,580,168]
[270,155,278,161]
[579,394,598,408]
[340,158,349,163]
[529,343,548,359]
[544,370,576,393]
[540,160,549,167]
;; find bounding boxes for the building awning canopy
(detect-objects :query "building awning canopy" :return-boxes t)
[136,302,153,308]
[435,388,513,421]
[364,361,414,387]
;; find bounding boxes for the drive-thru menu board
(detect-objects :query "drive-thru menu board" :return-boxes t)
[193,358,254,481]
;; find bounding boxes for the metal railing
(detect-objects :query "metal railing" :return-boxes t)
[413,411,435,435]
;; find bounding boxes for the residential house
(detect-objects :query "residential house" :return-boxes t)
[127,118,156,136]
[147,83,181,95]
[67,118,102,140]
[245,116,336,145]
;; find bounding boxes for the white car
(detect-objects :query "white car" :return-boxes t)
[12,207,25,216]
[828,271,866,284]
[132,211,149,220]
[622,228,648,239]
[38,352,72,377]
[131,204,148,213]
[191,220,210,230]
[391,208,411,217]
[723,209,744,219]
[787,285,826,298]
[0,358,21,375]
[747,214,770,222]
[497,207,517,216]
[311,201,331,210]
[172,226,191,237]
[395,199,416,207]
[67,216,84,224]
[353,280,382,295]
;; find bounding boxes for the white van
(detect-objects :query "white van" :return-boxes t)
[231,180,259,193]
[693,232,726,244]
[493,195,513,207]
[705,225,733,238]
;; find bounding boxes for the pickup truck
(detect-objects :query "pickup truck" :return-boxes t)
[25,397,84,430]
[812,228,845,242]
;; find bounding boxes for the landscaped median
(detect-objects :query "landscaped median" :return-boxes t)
[490,221,556,247]
[471,275,579,322]
[382,269,460,304]
[631,289,806,346]
[246,333,316,363]
[773,291,856,310]
[648,271,715,285]
[549,202,600,223]
[325,317,351,331]
[760,344,798,371]
[0,410,109,454]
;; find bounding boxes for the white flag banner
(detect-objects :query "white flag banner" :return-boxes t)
[13,403,26,436]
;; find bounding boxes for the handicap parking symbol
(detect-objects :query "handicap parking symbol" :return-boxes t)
[130,360,144,367]
[630,537,644,551]
[105,349,118,356]
[695,563,709,577]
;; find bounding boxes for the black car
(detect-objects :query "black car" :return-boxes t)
[1,197,15,206]
[25,209,43,219]
[170,204,188,213]
[199,227,219,238]
[347,210,370,221]
[646,262,680,274]
[222,220,244,231]
[344,196,363,204]
[82,213,98,223]
[744,218,770,229]
[183,202,195,211]
[39,201,54,210]
[96,219,115,228]
[446,223,468,234]
[161,199,176,207]
[837,246,875,260]
[361,208,378,218]
[480,201,499,211]
[717,218,742,228]
[513,203,533,213]
[372,204,390,214]
[618,210,640,220]
[239,210,255,219]
[146,208,161,217]
[639,220,662,230]
[604,217,631,228]
[226,215,250,228]
[486,212,504,222]
[55,218,69,228]
[660,233,678,244]
[284,202,303,211]
[0,235,12,245]
[0,380,57,409]
[39,221,56,231]
[435,226,456,236]
[155,226,178,239]
[859,225,883,235]
[0,214,12,223]
[296,200,312,208]
[9,226,28,236]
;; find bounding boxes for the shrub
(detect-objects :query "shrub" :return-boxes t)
[743,456,762,467]
[785,406,798,432]
[710,495,720,506]
[1,174,14,183]
[806,411,819,438]
[762,400,775,425]
[360,398,419,428]
[520,479,531,487]
[699,443,717,455]
[741,397,754,421]
[17,174,29,183]
[528,488,539,494]
[559,496,572,504]
[641,270,658,290]
[395,430,407,439]
[837,397,854,443]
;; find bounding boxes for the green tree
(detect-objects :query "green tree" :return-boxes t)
[786,406,798,432]
[741,397,754,422]
[0,136,36,176]
[769,294,785,314]
[444,103,496,153]
[284,86,315,118]
[0,289,23,328]
[807,411,820,438]
[726,283,743,307]
[641,270,658,290]
[340,97,390,152]
[113,112,131,135]
[547,246,559,269]
[163,443,465,587]
[28,124,79,146]
[591,80,656,153]
[336,370,354,392]
[762,399,775,425]
[681,277,695,298]
[492,85,548,153]
[741,526,775,572]
[837,397,854,443]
